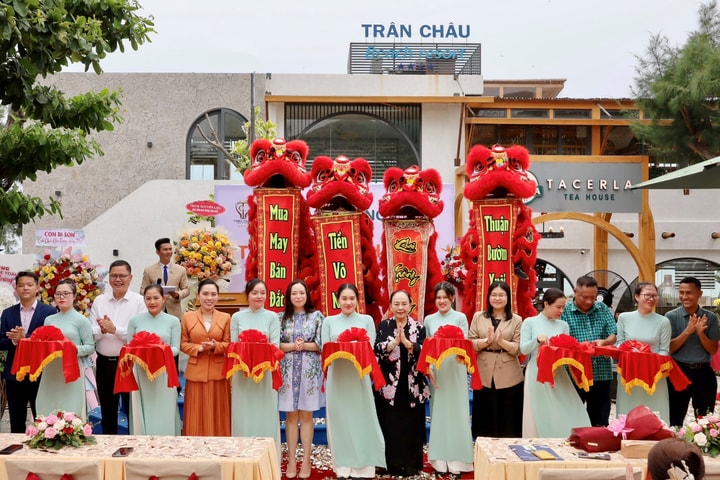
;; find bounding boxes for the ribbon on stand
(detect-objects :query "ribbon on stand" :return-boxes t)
[223,329,284,390]
[322,328,385,390]
[12,325,80,383]
[536,334,595,391]
[114,331,180,393]
[417,324,482,390]
[595,343,690,394]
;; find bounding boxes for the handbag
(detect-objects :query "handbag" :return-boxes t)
[568,426,622,452]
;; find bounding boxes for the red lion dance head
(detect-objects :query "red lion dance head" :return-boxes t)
[460,144,539,320]
[243,138,317,306]
[244,138,311,188]
[307,155,384,322]
[379,166,445,318]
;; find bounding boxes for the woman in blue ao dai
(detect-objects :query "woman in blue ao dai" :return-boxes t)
[615,282,672,423]
[278,280,324,479]
[321,283,385,480]
[230,278,281,455]
[422,282,474,476]
[37,279,95,417]
[520,288,591,438]
[126,284,181,435]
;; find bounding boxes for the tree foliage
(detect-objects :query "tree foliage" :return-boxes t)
[0,0,154,226]
[631,1,720,166]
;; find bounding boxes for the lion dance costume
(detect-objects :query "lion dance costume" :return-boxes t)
[306,155,385,323]
[379,165,445,320]
[460,144,539,320]
[243,138,317,311]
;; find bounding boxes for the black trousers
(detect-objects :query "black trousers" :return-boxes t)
[668,362,717,428]
[96,353,129,435]
[5,377,39,433]
[575,379,611,427]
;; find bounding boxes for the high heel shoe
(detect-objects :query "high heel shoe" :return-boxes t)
[285,462,297,479]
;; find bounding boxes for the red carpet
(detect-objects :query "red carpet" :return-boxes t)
[281,444,474,479]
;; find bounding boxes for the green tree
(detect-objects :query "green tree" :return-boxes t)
[0,0,154,226]
[631,0,720,166]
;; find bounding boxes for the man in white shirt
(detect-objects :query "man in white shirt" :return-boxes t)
[89,260,146,434]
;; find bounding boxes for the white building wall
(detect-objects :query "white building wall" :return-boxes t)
[22,73,262,253]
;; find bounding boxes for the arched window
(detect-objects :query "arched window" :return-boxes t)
[186,108,247,180]
[638,257,720,315]
[285,104,421,182]
[300,113,419,182]
[533,258,573,312]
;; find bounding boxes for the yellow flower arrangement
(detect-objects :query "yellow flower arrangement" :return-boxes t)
[175,229,236,280]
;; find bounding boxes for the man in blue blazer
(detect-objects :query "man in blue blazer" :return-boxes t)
[0,271,56,432]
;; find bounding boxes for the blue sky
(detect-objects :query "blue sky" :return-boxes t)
[74,0,704,98]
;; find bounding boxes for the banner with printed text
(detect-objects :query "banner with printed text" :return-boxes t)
[312,213,365,317]
[256,189,301,311]
[473,199,520,314]
[383,219,432,320]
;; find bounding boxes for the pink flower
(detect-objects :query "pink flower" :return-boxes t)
[707,415,720,423]
[44,427,57,439]
[82,424,93,436]
[710,429,719,438]
[25,426,38,437]
[63,412,76,422]
[45,414,58,426]
[692,424,703,433]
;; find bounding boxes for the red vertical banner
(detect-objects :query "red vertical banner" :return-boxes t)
[255,189,301,312]
[312,213,366,317]
[383,219,432,321]
[472,199,520,314]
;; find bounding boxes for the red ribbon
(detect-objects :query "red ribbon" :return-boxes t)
[321,341,386,390]
[238,329,268,343]
[11,333,80,383]
[337,327,369,342]
[418,336,482,390]
[224,341,284,390]
[114,334,180,393]
[434,325,465,339]
[30,325,65,341]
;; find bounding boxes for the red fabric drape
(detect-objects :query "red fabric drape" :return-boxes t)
[114,332,180,393]
[12,337,80,383]
[223,342,284,390]
[595,345,690,394]
[536,343,595,391]
[418,337,482,390]
[321,341,386,390]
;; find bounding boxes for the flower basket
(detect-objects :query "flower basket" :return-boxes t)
[678,414,720,457]
[25,411,95,449]
[32,248,106,316]
[174,228,236,281]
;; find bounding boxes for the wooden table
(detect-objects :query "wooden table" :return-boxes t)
[474,437,647,480]
[0,433,279,480]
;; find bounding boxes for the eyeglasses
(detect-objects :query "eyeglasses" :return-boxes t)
[490,293,507,298]
[109,274,130,280]
[54,292,73,298]
[641,294,659,300]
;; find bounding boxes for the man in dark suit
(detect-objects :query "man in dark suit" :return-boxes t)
[0,271,56,432]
